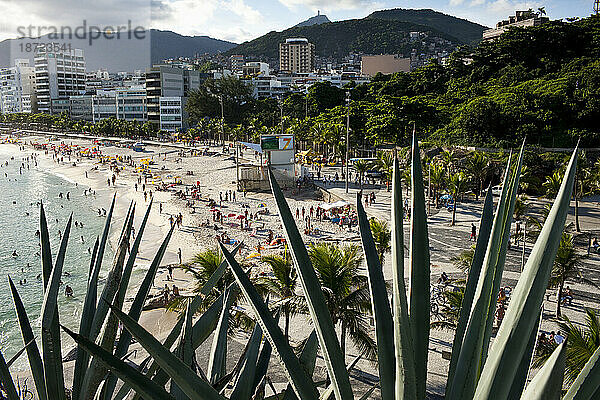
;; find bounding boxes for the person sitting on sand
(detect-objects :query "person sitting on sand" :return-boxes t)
[65,285,73,297]
[12,250,18,257]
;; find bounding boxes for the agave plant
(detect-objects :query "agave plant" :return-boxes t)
[2,133,599,400]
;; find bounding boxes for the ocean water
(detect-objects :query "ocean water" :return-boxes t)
[0,144,114,370]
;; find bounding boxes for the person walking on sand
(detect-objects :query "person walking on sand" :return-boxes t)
[168,264,173,280]
[470,223,477,242]
[169,215,174,226]
[159,203,162,214]
[177,248,182,265]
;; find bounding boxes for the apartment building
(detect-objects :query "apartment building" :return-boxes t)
[159,97,188,132]
[145,65,203,131]
[0,59,36,113]
[483,10,549,40]
[35,48,86,113]
[279,38,315,73]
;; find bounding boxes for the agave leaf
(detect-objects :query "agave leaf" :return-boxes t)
[171,301,195,400]
[319,353,363,400]
[408,133,430,398]
[390,158,417,400]
[41,213,71,400]
[207,289,231,384]
[447,150,520,400]
[356,191,395,400]
[253,332,273,390]
[564,341,600,400]
[83,203,136,398]
[230,322,264,400]
[482,145,525,364]
[107,304,226,400]
[143,284,240,398]
[445,187,494,396]
[61,325,175,400]
[507,308,542,399]
[221,241,319,400]
[519,342,566,400]
[90,194,116,283]
[474,146,578,400]
[72,236,100,400]
[103,202,173,400]
[8,277,47,400]
[89,201,135,342]
[0,347,19,400]
[268,169,352,400]
[283,330,319,400]
[357,384,379,400]
[39,203,53,286]
[6,338,35,368]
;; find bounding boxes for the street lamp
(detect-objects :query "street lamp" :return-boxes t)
[345,90,350,193]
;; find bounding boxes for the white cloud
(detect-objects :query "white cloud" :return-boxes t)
[488,0,541,15]
[278,0,378,12]
[449,0,465,6]
[150,0,266,42]
[470,0,485,6]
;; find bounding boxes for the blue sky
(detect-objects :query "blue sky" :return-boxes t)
[0,0,594,43]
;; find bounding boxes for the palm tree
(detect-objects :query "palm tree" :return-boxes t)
[543,170,564,199]
[534,309,600,385]
[376,151,394,191]
[451,246,475,271]
[441,149,455,181]
[448,171,468,226]
[308,243,376,359]
[369,218,391,263]
[429,163,445,207]
[257,254,304,340]
[548,233,593,318]
[514,195,529,221]
[467,152,489,200]
[352,160,370,190]
[178,248,235,312]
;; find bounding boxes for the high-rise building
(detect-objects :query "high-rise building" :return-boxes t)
[34,48,86,113]
[145,65,204,131]
[279,38,315,73]
[0,59,36,113]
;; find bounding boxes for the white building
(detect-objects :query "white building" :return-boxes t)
[35,48,86,113]
[159,96,187,133]
[0,59,36,113]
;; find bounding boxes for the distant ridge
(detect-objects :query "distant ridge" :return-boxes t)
[366,8,488,43]
[227,8,488,60]
[0,29,236,72]
[295,12,331,28]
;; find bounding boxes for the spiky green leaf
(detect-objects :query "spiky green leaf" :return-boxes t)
[268,169,352,400]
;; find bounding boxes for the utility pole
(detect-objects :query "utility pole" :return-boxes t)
[345,90,350,193]
[219,95,224,146]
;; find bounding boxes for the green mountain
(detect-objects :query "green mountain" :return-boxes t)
[367,8,488,44]
[226,18,460,59]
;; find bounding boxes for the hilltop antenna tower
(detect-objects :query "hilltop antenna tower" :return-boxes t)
[595,0,600,15]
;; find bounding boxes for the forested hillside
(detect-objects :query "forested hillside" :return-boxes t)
[190,16,600,149]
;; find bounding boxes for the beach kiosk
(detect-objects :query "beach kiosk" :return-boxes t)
[261,134,295,177]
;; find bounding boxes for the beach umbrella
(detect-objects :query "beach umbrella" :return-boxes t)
[227,213,236,218]
[236,215,245,219]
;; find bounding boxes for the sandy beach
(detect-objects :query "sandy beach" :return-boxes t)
[2,132,384,397]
